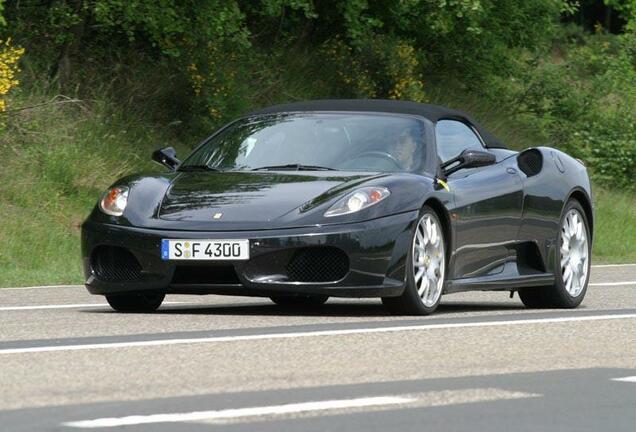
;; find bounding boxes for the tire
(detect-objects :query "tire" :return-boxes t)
[382,206,446,315]
[519,199,591,309]
[105,292,166,313]
[270,294,329,307]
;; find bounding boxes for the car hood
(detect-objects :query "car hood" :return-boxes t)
[156,171,381,229]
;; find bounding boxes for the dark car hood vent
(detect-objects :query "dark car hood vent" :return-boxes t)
[157,171,377,228]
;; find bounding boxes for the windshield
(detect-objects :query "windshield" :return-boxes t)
[181,113,427,172]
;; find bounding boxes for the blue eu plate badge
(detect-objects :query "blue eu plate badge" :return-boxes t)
[161,239,169,260]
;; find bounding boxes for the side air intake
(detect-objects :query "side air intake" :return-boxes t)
[517,149,543,177]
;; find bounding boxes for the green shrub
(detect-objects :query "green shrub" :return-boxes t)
[507,30,636,190]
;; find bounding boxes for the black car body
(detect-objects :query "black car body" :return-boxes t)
[82,100,593,314]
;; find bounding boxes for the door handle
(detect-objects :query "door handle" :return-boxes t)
[506,167,517,174]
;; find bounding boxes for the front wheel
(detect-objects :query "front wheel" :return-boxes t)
[382,206,446,315]
[519,199,591,308]
[270,294,329,307]
[105,292,165,313]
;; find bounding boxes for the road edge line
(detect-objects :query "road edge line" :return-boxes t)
[2,313,636,355]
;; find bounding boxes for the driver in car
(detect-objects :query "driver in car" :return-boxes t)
[391,129,419,171]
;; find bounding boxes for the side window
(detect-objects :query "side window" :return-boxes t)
[435,119,484,162]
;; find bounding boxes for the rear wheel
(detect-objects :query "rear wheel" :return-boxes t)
[105,292,165,313]
[382,206,446,315]
[270,294,329,307]
[519,199,590,308]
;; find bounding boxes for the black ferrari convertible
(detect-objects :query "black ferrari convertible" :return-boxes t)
[82,99,593,315]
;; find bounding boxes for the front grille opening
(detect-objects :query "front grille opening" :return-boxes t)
[286,247,349,283]
[91,246,142,282]
[171,265,240,285]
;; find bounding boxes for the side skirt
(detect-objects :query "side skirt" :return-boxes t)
[444,261,554,294]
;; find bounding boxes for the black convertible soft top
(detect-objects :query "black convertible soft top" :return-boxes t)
[249,99,506,149]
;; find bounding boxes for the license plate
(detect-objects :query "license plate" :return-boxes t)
[161,239,249,261]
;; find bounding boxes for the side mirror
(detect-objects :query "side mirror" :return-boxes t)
[152,147,181,170]
[441,149,496,176]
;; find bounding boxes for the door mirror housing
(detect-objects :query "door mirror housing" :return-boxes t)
[440,149,496,176]
[152,147,181,170]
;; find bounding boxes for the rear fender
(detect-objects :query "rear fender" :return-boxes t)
[515,147,593,274]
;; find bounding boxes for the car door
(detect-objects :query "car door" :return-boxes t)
[436,119,523,279]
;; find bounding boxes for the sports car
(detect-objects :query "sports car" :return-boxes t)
[81,99,593,315]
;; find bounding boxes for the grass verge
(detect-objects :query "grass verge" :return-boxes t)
[592,186,636,264]
[0,89,189,287]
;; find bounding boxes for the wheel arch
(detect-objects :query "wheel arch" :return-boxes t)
[422,198,452,256]
[566,188,594,241]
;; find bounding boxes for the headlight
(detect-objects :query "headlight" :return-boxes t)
[99,186,129,216]
[324,187,390,217]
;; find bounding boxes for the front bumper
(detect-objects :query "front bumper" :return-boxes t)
[81,211,418,298]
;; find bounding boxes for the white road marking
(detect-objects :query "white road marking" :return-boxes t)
[64,396,414,428]
[592,263,636,268]
[589,281,636,286]
[2,313,635,355]
[64,389,539,428]
[0,303,109,311]
[0,285,82,290]
[612,376,636,383]
[0,301,185,312]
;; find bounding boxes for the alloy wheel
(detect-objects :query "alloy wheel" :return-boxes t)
[412,213,446,307]
[560,208,589,297]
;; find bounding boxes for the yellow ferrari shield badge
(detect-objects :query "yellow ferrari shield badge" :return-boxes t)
[436,178,450,192]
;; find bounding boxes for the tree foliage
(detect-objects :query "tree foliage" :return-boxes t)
[1,0,634,188]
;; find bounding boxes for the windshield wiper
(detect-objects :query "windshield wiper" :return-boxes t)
[178,165,220,172]
[251,163,336,171]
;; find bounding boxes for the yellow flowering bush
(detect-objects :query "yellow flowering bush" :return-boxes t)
[186,63,204,97]
[320,37,377,98]
[321,36,426,102]
[184,43,254,125]
[386,43,426,102]
[0,38,24,112]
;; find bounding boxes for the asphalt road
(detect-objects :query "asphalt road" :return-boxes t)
[1,263,635,431]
